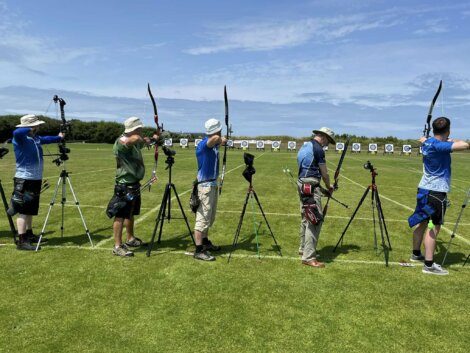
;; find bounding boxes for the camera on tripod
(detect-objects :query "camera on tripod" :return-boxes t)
[52,144,70,166]
[363,160,376,173]
[242,153,256,183]
[162,145,176,168]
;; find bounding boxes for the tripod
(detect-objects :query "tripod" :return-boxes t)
[333,161,392,266]
[228,181,282,262]
[146,152,195,256]
[442,188,469,267]
[37,166,93,250]
[0,179,17,243]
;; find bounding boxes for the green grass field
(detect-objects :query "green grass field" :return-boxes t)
[1,144,469,353]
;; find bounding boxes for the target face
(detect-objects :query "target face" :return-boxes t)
[403,145,411,153]
[195,139,202,147]
[352,143,361,151]
[256,141,265,148]
[336,143,344,151]
[369,144,377,152]
[288,141,296,149]
[385,144,394,152]
[419,146,423,154]
[272,141,280,148]
[227,140,234,147]
[323,145,329,151]
[241,140,249,148]
[180,139,188,147]
[164,138,173,147]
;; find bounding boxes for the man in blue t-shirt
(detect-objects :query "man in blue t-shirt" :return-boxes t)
[297,127,335,268]
[408,117,469,275]
[193,118,227,261]
[10,114,64,250]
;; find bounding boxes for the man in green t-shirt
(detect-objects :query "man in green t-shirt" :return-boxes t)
[106,117,158,257]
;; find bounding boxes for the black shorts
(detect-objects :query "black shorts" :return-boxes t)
[427,191,447,225]
[108,183,141,219]
[11,178,42,216]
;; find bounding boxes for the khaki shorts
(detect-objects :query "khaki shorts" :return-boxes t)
[194,185,218,233]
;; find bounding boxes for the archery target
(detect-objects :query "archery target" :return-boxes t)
[385,144,394,153]
[195,139,202,147]
[336,142,345,151]
[402,145,412,153]
[352,143,361,152]
[164,138,173,147]
[323,145,329,151]
[369,143,377,152]
[180,138,188,147]
[227,140,234,147]
[241,140,249,149]
[419,146,423,154]
[256,140,265,149]
[288,141,297,150]
[272,141,281,149]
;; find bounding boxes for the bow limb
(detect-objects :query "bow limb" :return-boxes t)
[219,85,230,196]
[424,80,442,139]
[323,138,349,218]
[147,83,161,190]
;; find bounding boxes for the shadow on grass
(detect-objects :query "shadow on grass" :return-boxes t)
[320,244,361,263]
[434,240,469,266]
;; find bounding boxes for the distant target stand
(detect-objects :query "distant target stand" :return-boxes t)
[351,142,361,153]
[256,140,265,151]
[335,142,345,153]
[271,140,281,152]
[384,144,394,155]
[368,143,378,154]
[401,145,412,156]
[240,140,249,150]
[287,141,297,151]
[164,138,173,147]
[194,138,202,148]
[179,138,188,148]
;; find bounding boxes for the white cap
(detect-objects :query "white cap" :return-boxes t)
[312,127,336,145]
[205,118,222,135]
[124,116,144,133]
[16,114,45,128]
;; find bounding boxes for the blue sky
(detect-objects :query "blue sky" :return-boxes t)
[0,0,469,138]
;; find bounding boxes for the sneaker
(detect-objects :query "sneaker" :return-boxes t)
[422,263,448,276]
[28,234,48,244]
[194,250,215,261]
[113,244,134,257]
[125,237,147,247]
[17,241,38,251]
[410,253,425,262]
[302,259,325,268]
[203,240,221,252]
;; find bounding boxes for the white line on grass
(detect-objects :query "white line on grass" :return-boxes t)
[1,243,469,269]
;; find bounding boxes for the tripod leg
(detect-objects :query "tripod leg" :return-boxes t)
[157,184,171,244]
[171,184,195,245]
[0,180,17,243]
[249,193,260,259]
[442,188,469,267]
[375,189,392,250]
[37,176,62,251]
[374,189,389,266]
[61,174,66,237]
[252,190,282,257]
[146,185,169,256]
[371,189,378,251]
[228,190,251,262]
[334,187,370,252]
[464,254,470,267]
[66,176,93,247]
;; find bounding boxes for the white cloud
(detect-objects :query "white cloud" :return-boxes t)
[185,14,400,55]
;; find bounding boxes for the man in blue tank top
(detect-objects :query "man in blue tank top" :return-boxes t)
[408,117,469,275]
